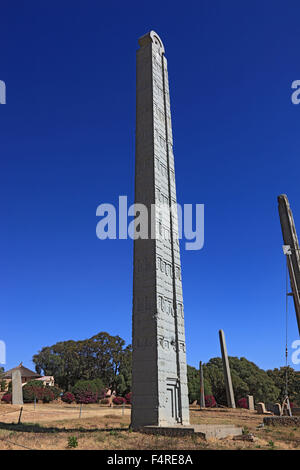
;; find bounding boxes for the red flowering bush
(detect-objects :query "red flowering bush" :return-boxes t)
[42,388,55,403]
[21,381,56,403]
[1,393,12,403]
[237,398,248,409]
[61,392,75,404]
[100,398,109,404]
[99,389,107,400]
[72,380,104,402]
[17,383,55,404]
[205,395,216,408]
[125,392,132,404]
[75,390,98,404]
[113,396,126,405]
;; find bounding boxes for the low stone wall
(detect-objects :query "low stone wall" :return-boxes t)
[263,416,300,427]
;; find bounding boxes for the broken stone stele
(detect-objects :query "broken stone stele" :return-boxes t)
[256,402,272,415]
[12,369,23,405]
[219,329,236,409]
[130,31,242,440]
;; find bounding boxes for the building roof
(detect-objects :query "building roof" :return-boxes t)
[1,362,41,379]
[36,376,54,381]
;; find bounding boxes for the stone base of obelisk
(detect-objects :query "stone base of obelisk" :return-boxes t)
[135,424,243,440]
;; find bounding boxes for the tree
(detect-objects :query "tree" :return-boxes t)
[205,357,280,405]
[33,332,294,405]
[32,332,132,392]
[187,365,212,403]
[267,367,300,405]
[0,367,6,392]
[117,345,132,395]
[72,378,104,402]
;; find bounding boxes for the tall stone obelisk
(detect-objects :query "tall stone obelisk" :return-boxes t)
[131,31,190,429]
[278,194,300,335]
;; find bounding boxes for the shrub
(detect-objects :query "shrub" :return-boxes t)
[205,395,216,408]
[75,390,98,404]
[51,386,62,400]
[100,398,109,404]
[22,382,55,403]
[0,379,6,392]
[237,397,248,409]
[23,385,40,403]
[61,392,75,404]
[99,389,108,400]
[67,436,78,448]
[26,380,44,387]
[42,388,55,403]
[125,392,132,404]
[113,396,126,405]
[242,426,249,435]
[72,379,104,403]
[1,393,11,403]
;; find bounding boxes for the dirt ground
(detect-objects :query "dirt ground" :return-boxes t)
[0,403,299,450]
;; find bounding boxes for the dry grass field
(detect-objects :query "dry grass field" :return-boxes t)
[0,403,299,450]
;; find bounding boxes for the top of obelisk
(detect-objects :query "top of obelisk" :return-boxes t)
[138,30,165,54]
[278,194,289,204]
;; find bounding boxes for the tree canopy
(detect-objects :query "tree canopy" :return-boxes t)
[204,357,280,405]
[32,331,132,393]
[32,332,300,405]
[266,367,300,404]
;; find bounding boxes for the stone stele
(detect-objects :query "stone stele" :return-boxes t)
[12,369,23,405]
[130,31,243,440]
[278,194,300,335]
[199,361,205,408]
[219,329,236,409]
[247,394,254,411]
[131,31,190,429]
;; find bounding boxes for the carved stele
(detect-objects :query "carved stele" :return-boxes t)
[131,31,190,429]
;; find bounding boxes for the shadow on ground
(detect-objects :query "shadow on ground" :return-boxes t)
[0,422,130,434]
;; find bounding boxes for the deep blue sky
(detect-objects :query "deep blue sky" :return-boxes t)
[1,0,300,373]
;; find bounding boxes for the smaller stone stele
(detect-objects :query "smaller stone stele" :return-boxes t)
[247,395,254,411]
[199,361,205,408]
[273,403,282,416]
[12,369,23,405]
